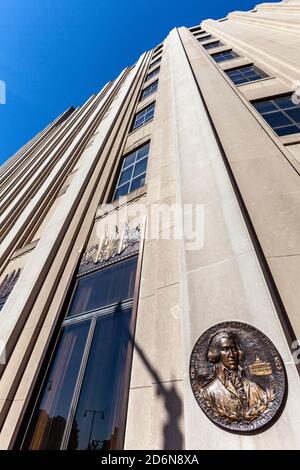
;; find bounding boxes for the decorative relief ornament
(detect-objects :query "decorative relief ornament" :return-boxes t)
[190,321,287,433]
[0,269,21,306]
[79,222,140,275]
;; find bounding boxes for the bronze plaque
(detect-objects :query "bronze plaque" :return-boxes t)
[190,321,287,433]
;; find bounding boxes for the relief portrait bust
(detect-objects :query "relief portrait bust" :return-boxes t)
[201,332,275,422]
[190,322,287,433]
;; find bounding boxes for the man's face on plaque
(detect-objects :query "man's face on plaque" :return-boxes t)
[219,337,239,370]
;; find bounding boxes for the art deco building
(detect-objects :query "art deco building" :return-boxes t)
[0,0,300,450]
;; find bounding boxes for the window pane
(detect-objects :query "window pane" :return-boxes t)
[213,51,239,62]
[68,257,137,317]
[23,321,90,450]
[113,182,130,201]
[243,69,257,76]
[275,125,299,136]
[133,158,147,178]
[141,81,158,99]
[274,96,296,109]
[130,174,146,191]
[213,55,223,62]
[227,65,268,85]
[145,109,154,122]
[123,153,136,169]
[133,104,155,130]
[253,101,277,113]
[134,115,144,127]
[137,143,150,160]
[118,167,133,186]
[113,143,150,201]
[149,58,161,69]
[248,74,261,81]
[263,111,290,127]
[67,308,132,450]
[146,67,160,81]
[234,78,247,85]
[227,70,240,77]
[204,41,223,49]
[285,107,300,123]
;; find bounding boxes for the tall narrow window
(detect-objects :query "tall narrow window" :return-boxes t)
[132,103,155,130]
[145,67,160,82]
[225,65,268,85]
[189,25,202,33]
[149,57,161,69]
[140,80,158,100]
[153,44,162,54]
[112,143,150,201]
[212,50,239,62]
[253,94,300,136]
[22,255,139,450]
[197,34,213,43]
[203,40,224,50]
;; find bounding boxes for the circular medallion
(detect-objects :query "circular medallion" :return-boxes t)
[190,321,287,433]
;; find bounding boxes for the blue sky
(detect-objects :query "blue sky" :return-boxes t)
[0,0,279,165]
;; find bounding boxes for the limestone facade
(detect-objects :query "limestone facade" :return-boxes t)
[0,0,300,450]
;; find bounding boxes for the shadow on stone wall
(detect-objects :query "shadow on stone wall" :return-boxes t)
[132,339,184,450]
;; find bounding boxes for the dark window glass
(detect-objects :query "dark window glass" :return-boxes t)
[276,125,299,136]
[212,50,239,62]
[136,144,149,159]
[253,95,300,136]
[274,96,296,109]
[151,51,161,61]
[119,166,133,185]
[22,255,138,451]
[133,157,147,177]
[113,184,130,200]
[203,40,224,50]
[226,65,268,85]
[130,174,146,191]
[112,143,150,201]
[141,80,158,100]
[67,307,132,450]
[154,44,163,53]
[123,152,136,168]
[23,321,90,450]
[68,257,137,317]
[190,26,202,33]
[286,107,300,123]
[253,101,277,113]
[149,57,161,69]
[132,103,155,130]
[145,67,160,82]
[263,111,290,127]
[197,34,213,42]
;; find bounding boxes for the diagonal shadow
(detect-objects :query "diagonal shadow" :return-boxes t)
[132,338,184,450]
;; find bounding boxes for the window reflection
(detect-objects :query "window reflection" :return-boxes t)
[24,321,90,450]
[68,308,132,450]
[68,256,137,317]
[22,255,138,450]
